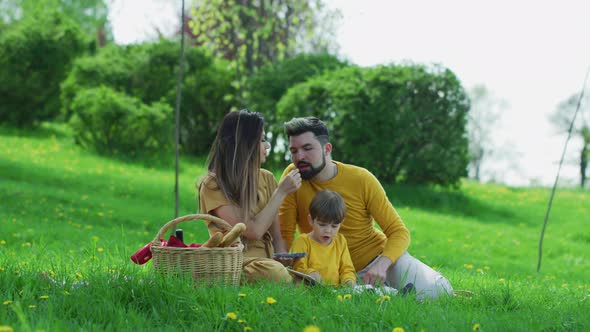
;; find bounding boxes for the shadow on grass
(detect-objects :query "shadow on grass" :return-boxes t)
[0,122,73,139]
[0,122,207,172]
[384,183,516,224]
[95,150,208,174]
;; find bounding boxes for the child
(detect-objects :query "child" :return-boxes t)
[291,190,356,287]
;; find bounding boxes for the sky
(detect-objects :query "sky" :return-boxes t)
[109,0,590,187]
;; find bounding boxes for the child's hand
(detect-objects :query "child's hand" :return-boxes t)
[344,280,356,287]
[309,271,321,283]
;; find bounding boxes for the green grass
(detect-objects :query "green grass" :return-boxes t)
[1,123,589,332]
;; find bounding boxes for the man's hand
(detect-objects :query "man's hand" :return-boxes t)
[362,256,393,285]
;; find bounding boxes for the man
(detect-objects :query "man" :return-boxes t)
[279,117,452,300]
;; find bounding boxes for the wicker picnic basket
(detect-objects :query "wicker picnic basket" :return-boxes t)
[151,214,244,286]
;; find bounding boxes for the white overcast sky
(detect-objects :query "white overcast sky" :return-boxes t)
[109,0,590,187]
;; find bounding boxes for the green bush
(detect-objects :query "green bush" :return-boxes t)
[0,8,87,127]
[69,86,173,156]
[244,53,348,166]
[60,46,136,120]
[277,64,470,187]
[61,40,234,155]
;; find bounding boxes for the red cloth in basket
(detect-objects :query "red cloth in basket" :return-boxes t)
[130,236,202,265]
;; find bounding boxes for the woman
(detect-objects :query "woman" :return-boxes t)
[198,109,301,283]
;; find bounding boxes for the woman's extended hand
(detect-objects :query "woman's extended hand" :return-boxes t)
[278,168,301,195]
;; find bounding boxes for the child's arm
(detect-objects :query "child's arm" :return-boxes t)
[291,236,316,277]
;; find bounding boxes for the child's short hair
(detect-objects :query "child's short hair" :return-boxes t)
[309,190,346,224]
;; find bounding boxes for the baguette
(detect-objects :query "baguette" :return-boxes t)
[202,231,224,248]
[220,223,247,247]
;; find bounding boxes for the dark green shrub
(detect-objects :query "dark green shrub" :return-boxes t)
[69,86,173,156]
[61,40,234,155]
[60,46,136,120]
[0,9,87,127]
[277,64,469,187]
[244,53,348,166]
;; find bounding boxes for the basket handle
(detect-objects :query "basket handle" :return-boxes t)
[152,213,234,245]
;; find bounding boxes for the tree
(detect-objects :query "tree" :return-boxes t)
[0,7,87,127]
[466,85,506,182]
[61,40,235,155]
[551,93,590,188]
[1,0,111,46]
[244,53,348,166]
[277,64,470,187]
[187,0,340,93]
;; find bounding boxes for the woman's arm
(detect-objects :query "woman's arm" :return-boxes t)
[269,215,287,253]
[212,169,301,240]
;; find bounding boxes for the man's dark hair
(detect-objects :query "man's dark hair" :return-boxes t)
[284,117,329,145]
[309,190,346,224]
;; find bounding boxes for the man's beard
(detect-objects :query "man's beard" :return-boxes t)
[297,153,326,180]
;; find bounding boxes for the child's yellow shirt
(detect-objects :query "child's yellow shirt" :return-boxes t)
[291,233,356,286]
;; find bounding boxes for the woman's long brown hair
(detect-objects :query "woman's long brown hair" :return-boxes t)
[204,109,264,223]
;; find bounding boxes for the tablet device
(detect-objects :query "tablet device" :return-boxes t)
[273,252,307,259]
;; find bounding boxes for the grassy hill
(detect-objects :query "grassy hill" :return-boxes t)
[1,123,589,331]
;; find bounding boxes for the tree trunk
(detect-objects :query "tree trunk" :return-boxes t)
[581,143,588,188]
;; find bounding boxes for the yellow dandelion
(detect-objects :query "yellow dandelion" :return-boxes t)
[393,328,405,332]
[476,268,483,274]
[238,293,247,297]
[303,325,320,332]
[0,268,4,272]
[244,327,252,331]
[0,240,6,245]
[343,294,352,300]
[473,323,481,331]
[337,295,343,301]
[0,326,14,332]
[28,305,36,309]
[382,295,391,301]
[464,264,474,269]
[266,297,277,304]
[3,301,13,305]
[226,312,237,320]
[97,248,104,253]
[75,273,83,279]
[238,319,246,324]
[39,295,49,299]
